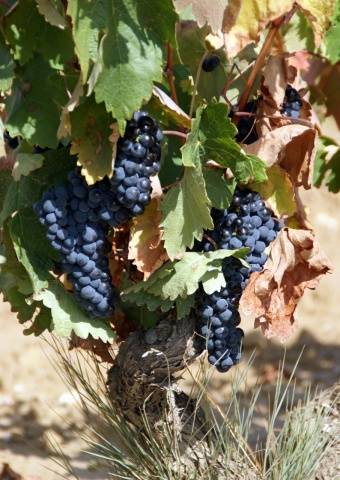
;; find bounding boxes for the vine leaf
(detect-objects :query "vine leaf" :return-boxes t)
[5,56,70,147]
[181,105,203,167]
[9,209,59,292]
[244,124,317,188]
[313,137,340,193]
[161,165,213,259]
[0,149,73,226]
[222,0,335,57]
[199,103,267,183]
[325,0,340,64]
[251,165,297,218]
[239,228,332,341]
[36,0,67,29]
[67,0,106,81]
[128,195,168,280]
[4,0,46,64]
[36,280,114,341]
[0,38,15,93]
[57,76,84,139]
[123,248,248,310]
[203,168,236,210]
[152,86,191,129]
[70,97,115,184]
[174,0,228,33]
[12,153,44,181]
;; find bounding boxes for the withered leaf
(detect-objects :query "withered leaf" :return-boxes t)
[239,228,332,341]
[244,124,317,189]
[128,178,168,279]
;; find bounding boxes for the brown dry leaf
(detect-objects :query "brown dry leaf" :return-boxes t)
[69,335,114,363]
[239,228,332,341]
[244,124,317,188]
[263,55,287,109]
[174,0,229,33]
[128,195,168,280]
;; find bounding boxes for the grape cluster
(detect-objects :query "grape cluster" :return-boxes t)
[202,54,221,72]
[4,130,19,149]
[111,111,163,218]
[196,188,282,372]
[34,112,163,318]
[34,170,117,317]
[235,100,259,145]
[281,85,302,119]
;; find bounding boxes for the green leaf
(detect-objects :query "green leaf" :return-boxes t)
[37,22,75,70]
[176,294,195,319]
[67,0,107,80]
[314,137,340,193]
[123,249,248,310]
[181,106,203,167]
[36,279,114,341]
[4,0,46,64]
[36,0,67,29]
[93,1,164,124]
[0,171,12,209]
[70,96,115,183]
[325,0,340,64]
[23,306,52,336]
[176,22,227,102]
[0,38,15,92]
[0,147,74,225]
[9,209,59,292]
[5,56,72,147]
[203,168,236,209]
[161,165,213,259]
[200,103,267,183]
[12,153,44,181]
[3,287,37,323]
[0,223,33,295]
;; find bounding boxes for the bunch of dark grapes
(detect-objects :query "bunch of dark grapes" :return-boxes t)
[111,111,163,218]
[34,170,118,317]
[202,54,221,72]
[235,100,258,145]
[281,85,302,119]
[195,188,282,372]
[4,130,19,149]
[34,112,162,318]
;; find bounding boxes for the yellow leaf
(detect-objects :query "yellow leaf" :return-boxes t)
[223,0,295,57]
[174,0,229,33]
[222,0,335,57]
[297,0,335,47]
[251,165,297,218]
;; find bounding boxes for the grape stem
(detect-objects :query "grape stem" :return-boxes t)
[236,7,297,117]
[165,43,178,105]
[162,130,188,140]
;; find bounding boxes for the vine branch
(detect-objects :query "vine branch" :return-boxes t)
[163,130,188,140]
[236,7,297,116]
